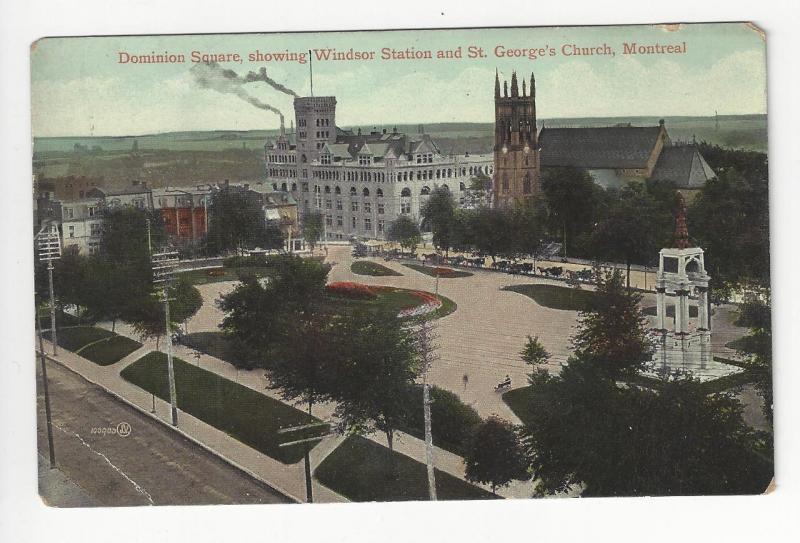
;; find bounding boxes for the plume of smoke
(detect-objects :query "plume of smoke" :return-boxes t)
[190,62,285,127]
[244,67,299,98]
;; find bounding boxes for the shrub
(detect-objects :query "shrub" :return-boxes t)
[223,254,279,268]
[325,281,377,300]
[403,385,482,456]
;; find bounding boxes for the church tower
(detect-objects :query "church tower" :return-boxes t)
[493,70,540,208]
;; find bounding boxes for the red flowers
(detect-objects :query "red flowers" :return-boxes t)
[326,282,377,300]
[433,267,459,278]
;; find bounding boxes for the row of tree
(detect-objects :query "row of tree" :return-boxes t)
[36,206,202,346]
[413,143,769,296]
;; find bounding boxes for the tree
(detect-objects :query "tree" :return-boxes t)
[468,206,512,263]
[329,308,422,456]
[522,357,773,497]
[465,416,529,494]
[541,167,600,257]
[387,215,421,254]
[301,210,324,253]
[734,293,773,426]
[218,254,333,413]
[127,278,202,348]
[207,186,271,255]
[572,270,652,379]
[521,335,550,381]
[509,199,546,261]
[421,186,456,254]
[591,184,661,288]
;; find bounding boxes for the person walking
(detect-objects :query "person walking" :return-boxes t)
[462,373,469,390]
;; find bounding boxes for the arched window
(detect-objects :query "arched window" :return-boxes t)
[420,186,431,195]
[325,185,330,193]
[523,174,532,194]
[502,175,509,191]
[459,182,466,191]
[401,187,411,197]
[350,186,357,196]
[291,183,297,191]
[335,186,341,195]
[301,154,307,163]
[441,184,449,192]
[281,183,287,191]
[376,188,384,197]
[272,183,278,190]
[686,259,699,273]
[363,187,370,197]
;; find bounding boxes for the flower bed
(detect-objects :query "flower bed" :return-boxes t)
[398,289,442,317]
[326,281,377,300]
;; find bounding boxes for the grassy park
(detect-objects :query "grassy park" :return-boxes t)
[121,352,328,464]
[181,331,259,369]
[351,261,403,277]
[325,285,457,319]
[179,266,273,285]
[314,435,498,501]
[45,325,143,366]
[503,284,597,312]
[403,263,473,278]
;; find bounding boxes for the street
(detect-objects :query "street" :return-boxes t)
[37,359,292,507]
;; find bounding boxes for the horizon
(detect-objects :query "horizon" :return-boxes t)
[31,24,766,138]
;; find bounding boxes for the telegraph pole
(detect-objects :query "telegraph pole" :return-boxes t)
[278,421,332,503]
[36,311,56,469]
[37,224,61,355]
[418,267,440,501]
[151,248,180,427]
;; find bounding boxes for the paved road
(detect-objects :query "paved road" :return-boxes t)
[37,359,292,507]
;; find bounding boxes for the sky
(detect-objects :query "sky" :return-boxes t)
[30,23,767,137]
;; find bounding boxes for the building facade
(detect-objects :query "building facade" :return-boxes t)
[264,97,494,241]
[493,71,540,207]
[59,197,104,254]
[151,185,212,242]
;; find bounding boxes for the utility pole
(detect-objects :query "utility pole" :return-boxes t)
[417,267,440,501]
[151,248,180,426]
[36,311,56,469]
[37,224,61,356]
[278,421,332,503]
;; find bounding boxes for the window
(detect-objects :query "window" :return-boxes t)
[363,187,370,197]
[359,155,371,166]
[335,186,341,195]
[302,183,309,192]
[378,203,385,214]
[337,216,343,227]
[401,187,411,197]
[351,217,357,228]
[325,200,332,209]
[401,202,411,214]
[336,200,342,210]
[68,225,75,238]
[364,218,371,230]
[378,220,385,232]
[376,188,383,197]
[350,186,357,196]
[326,215,333,227]
[421,186,430,195]
[364,202,371,213]
[351,202,359,212]
[523,174,532,194]
[64,207,74,219]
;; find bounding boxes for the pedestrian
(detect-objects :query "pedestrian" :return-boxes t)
[462,373,469,390]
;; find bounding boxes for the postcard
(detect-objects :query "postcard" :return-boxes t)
[31,22,771,506]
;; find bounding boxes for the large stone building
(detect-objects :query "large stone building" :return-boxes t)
[493,71,540,207]
[264,97,493,241]
[538,122,716,191]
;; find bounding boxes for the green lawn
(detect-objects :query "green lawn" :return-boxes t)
[503,284,597,312]
[314,435,499,502]
[403,263,473,278]
[181,331,260,369]
[351,261,403,277]
[36,309,84,330]
[326,287,457,320]
[179,266,273,285]
[121,352,328,464]
[52,326,115,352]
[78,335,142,366]
[502,386,538,427]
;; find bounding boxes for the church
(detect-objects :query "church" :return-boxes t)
[492,71,716,206]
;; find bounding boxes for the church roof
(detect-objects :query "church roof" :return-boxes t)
[651,145,717,188]
[539,125,664,169]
